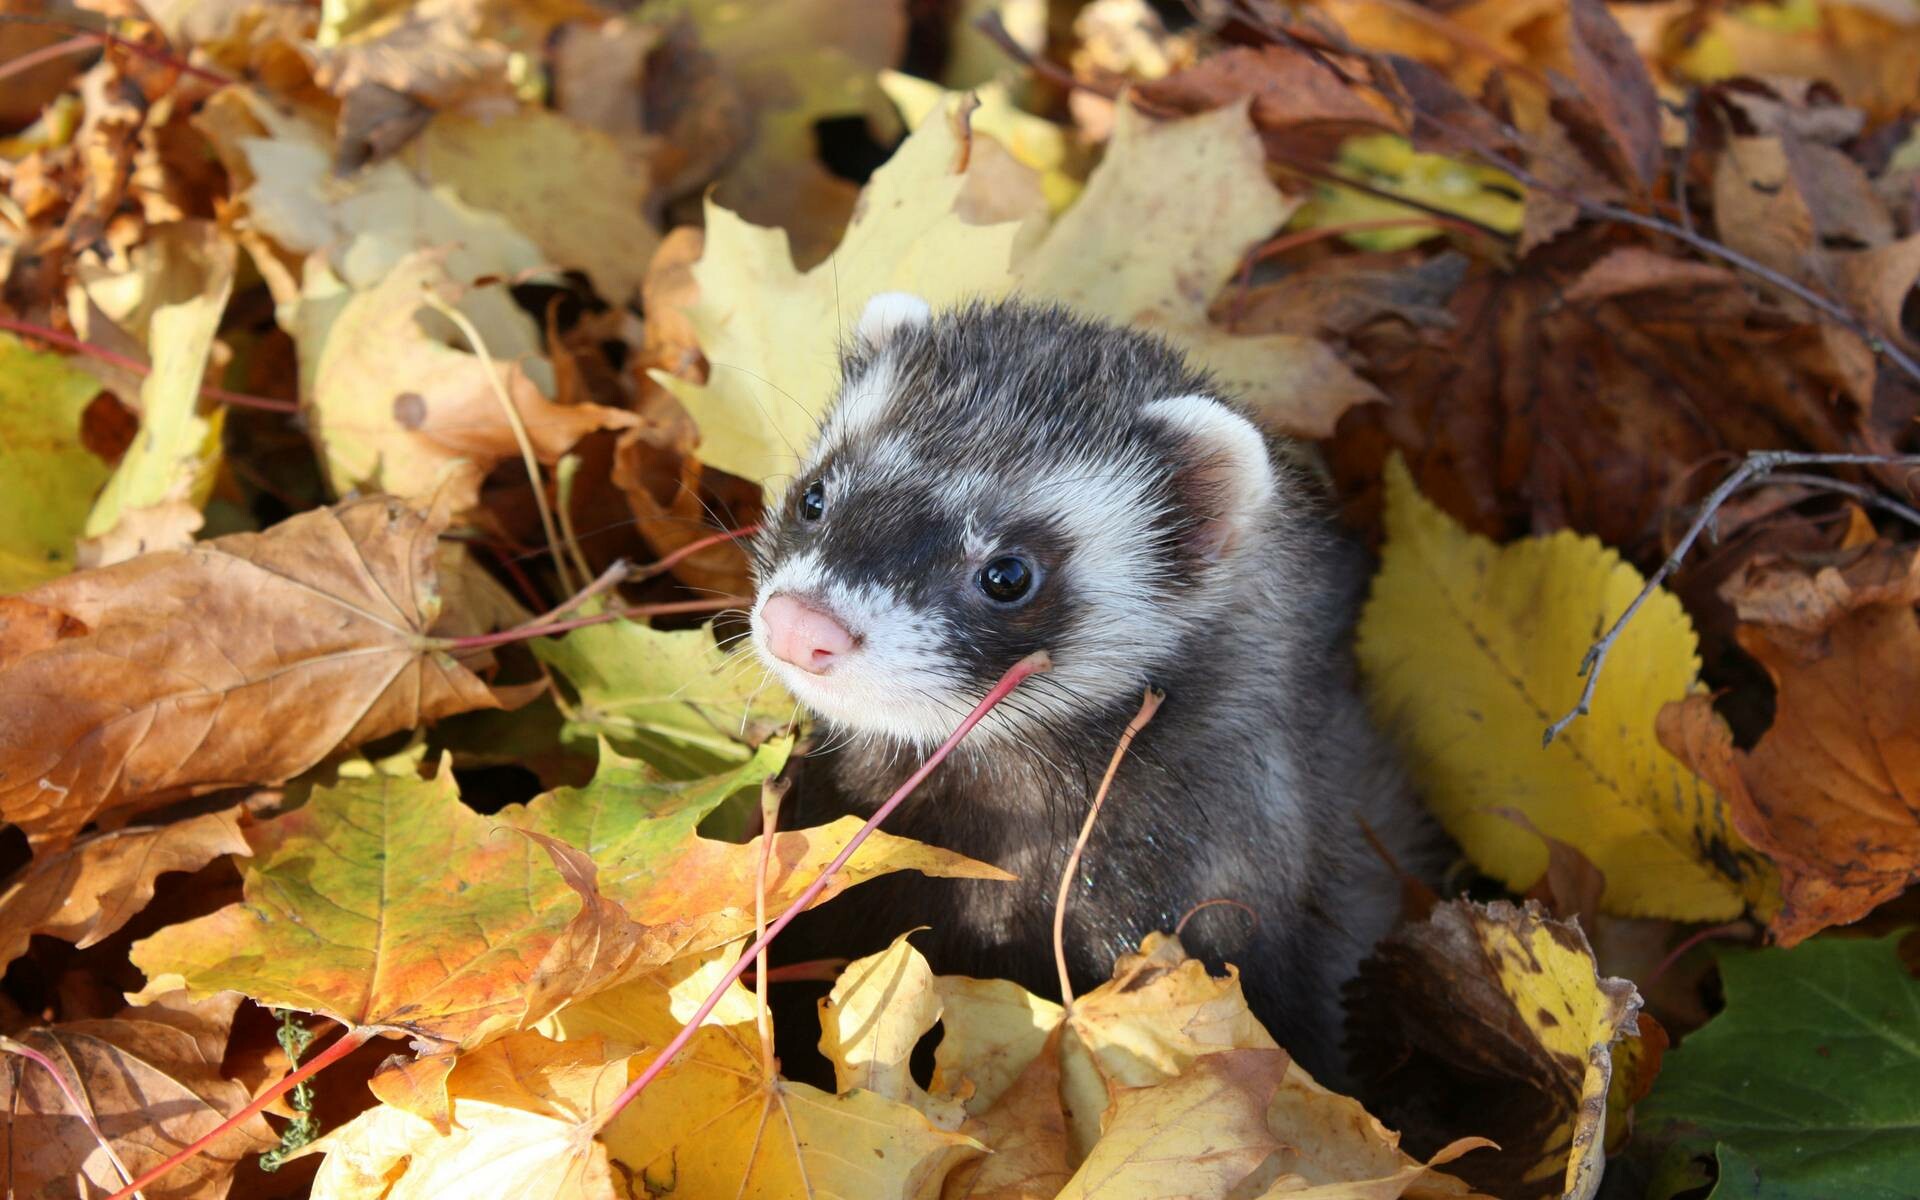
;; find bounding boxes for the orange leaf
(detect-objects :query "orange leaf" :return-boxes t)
[130,761,670,1050]
[1660,607,1920,946]
[0,806,249,971]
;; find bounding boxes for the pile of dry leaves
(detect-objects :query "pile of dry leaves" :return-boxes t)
[2,0,1918,1198]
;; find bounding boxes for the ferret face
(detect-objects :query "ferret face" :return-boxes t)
[748,296,1279,749]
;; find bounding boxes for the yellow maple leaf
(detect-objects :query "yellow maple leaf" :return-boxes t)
[656,98,1043,486]
[880,69,1083,212]
[819,932,967,1130]
[569,947,987,1199]
[80,222,236,561]
[661,95,1376,486]
[306,1030,623,1200]
[1355,457,1777,920]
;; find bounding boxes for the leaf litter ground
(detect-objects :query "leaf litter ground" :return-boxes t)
[3,2,1920,1200]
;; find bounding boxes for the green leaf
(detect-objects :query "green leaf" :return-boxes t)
[0,333,111,593]
[1638,933,1920,1199]
[130,759,663,1048]
[505,739,791,882]
[533,618,795,777]
[504,736,1011,949]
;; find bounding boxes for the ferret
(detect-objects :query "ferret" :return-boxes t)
[747,294,1443,1083]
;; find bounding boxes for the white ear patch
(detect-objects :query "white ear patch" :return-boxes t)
[1142,394,1277,559]
[856,291,932,350]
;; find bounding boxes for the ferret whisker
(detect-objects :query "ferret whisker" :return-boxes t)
[738,668,777,738]
[702,360,815,455]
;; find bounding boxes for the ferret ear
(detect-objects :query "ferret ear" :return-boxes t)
[1142,394,1277,560]
[855,291,931,351]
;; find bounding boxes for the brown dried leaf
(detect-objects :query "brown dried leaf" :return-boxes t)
[0,807,249,971]
[1563,0,1662,190]
[0,495,503,850]
[1717,538,1920,633]
[1660,546,1920,945]
[1325,243,1872,552]
[0,992,274,1200]
[1133,44,1401,163]
[1345,900,1646,1200]
[303,251,635,514]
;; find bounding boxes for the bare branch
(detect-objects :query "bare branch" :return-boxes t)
[1543,451,1920,746]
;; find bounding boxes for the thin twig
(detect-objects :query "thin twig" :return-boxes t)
[552,454,597,599]
[1052,687,1163,1010]
[0,14,232,87]
[630,524,762,583]
[436,597,745,652]
[1543,451,1920,745]
[740,958,849,985]
[753,778,788,1080]
[1174,897,1260,938]
[1571,199,1920,385]
[978,7,1517,246]
[1220,3,1920,388]
[422,291,577,594]
[1335,73,1920,388]
[105,1025,372,1200]
[591,651,1051,1131]
[0,316,299,412]
[1673,90,1700,238]
[1644,922,1750,989]
[1,1037,143,1197]
[507,559,630,631]
[0,32,96,86]
[1748,472,1920,530]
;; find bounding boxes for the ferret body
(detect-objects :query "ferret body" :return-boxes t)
[748,296,1442,1081]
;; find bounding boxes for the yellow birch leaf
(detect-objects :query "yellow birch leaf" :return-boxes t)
[1347,899,1648,1200]
[1355,456,1776,921]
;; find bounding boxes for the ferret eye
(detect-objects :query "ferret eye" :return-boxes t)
[798,479,826,521]
[978,556,1034,604]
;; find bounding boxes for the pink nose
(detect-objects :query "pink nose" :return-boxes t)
[760,594,856,674]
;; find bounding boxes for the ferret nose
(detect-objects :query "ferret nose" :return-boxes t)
[760,594,856,674]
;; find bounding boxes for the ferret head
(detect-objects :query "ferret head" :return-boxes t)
[748,295,1281,748]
